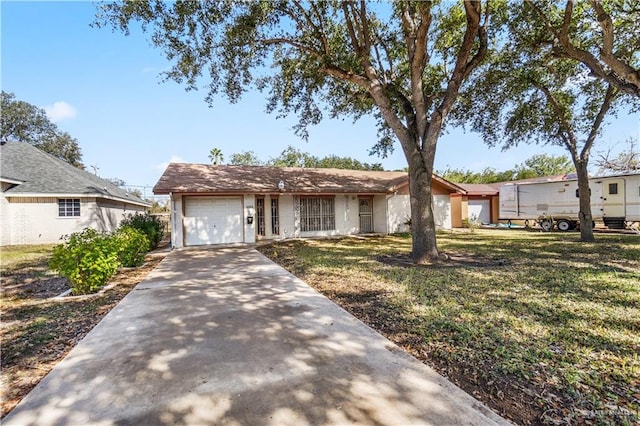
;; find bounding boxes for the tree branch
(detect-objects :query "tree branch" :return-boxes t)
[525,0,640,97]
[581,83,617,161]
[533,80,579,152]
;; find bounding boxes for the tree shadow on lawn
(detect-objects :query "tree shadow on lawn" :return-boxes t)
[4,247,503,426]
[365,261,640,424]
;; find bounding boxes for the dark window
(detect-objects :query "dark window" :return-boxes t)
[608,183,618,195]
[58,199,80,217]
[256,197,265,236]
[300,197,335,232]
[271,198,280,235]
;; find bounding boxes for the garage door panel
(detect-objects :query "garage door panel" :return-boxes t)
[184,197,243,246]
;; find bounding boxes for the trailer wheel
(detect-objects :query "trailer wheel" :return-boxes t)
[557,219,572,232]
[540,219,553,231]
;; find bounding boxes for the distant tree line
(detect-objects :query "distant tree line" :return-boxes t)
[218,145,384,171]
[438,154,575,184]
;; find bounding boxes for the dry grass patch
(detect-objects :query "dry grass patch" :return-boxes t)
[0,244,166,418]
[258,230,640,425]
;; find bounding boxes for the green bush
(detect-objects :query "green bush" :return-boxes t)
[114,226,150,267]
[49,228,120,295]
[119,213,164,249]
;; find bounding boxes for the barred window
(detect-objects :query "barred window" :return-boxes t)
[300,197,335,232]
[271,198,280,235]
[256,197,265,236]
[58,199,80,217]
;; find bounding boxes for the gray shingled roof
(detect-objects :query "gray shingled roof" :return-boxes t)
[1,142,150,206]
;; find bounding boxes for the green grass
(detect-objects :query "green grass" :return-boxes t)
[259,230,640,425]
[1,244,57,272]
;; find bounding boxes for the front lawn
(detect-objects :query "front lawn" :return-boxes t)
[258,230,640,425]
[0,244,166,418]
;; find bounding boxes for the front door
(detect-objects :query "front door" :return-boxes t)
[602,178,625,217]
[359,198,373,233]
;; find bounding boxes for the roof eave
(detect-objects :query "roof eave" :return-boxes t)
[3,192,151,207]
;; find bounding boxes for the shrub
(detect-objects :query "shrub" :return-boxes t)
[49,228,119,295]
[119,213,164,249]
[114,226,150,267]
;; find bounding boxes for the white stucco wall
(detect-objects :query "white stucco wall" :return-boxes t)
[0,196,146,246]
[169,191,451,247]
[386,193,452,232]
[387,194,411,233]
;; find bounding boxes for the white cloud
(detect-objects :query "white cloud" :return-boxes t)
[44,101,77,122]
[154,155,186,172]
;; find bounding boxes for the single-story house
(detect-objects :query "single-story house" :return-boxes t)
[1,142,150,245]
[153,163,464,248]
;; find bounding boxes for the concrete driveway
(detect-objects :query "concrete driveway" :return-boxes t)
[4,247,508,425]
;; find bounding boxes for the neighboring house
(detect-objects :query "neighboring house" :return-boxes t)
[1,142,150,245]
[452,175,570,226]
[153,163,463,248]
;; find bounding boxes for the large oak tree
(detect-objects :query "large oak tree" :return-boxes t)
[458,2,638,242]
[95,0,491,263]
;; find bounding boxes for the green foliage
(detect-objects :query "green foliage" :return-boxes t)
[208,147,224,165]
[0,91,83,167]
[113,227,150,267]
[233,145,384,170]
[119,212,164,249]
[439,154,574,184]
[229,150,262,166]
[49,229,119,295]
[94,0,491,262]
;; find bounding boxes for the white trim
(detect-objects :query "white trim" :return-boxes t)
[0,177,24,185]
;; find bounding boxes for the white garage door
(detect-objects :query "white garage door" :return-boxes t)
[468,199,491,224]
[184,197,243,246]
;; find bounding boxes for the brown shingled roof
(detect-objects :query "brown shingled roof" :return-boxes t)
[153,164,412,195]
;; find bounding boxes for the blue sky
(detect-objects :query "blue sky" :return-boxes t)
[2,1,638,198]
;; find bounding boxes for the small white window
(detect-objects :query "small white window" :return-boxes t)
[58,199,80,217]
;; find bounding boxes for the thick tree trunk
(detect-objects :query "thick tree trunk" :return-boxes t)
[575,162,595,242]
[408,160,440,264]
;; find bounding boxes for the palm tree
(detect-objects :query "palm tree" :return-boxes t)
[208,148,224,165]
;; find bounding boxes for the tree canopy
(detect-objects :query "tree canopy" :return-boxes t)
[522,0,640,97]
[0,91,83,168]
[96,0,492,263]
[439,154,575,184]
[230,146,383,170]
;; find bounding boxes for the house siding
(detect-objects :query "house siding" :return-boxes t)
[94,199,146,232]
[1,196,144,245]
[1,183,12,245]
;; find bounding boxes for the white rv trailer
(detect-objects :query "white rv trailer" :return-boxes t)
[499,173,640,231]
